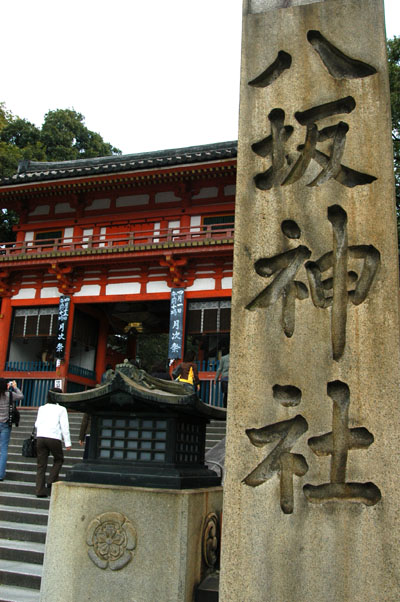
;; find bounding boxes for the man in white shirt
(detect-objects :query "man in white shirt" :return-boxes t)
[35,388,71,497]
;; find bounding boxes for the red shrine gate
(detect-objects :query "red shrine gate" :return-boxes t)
[0,142,236,406]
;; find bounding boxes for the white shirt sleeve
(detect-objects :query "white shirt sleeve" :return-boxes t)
[59,406,71,447]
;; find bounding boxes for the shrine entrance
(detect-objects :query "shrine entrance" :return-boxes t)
[100,299,171,373]
[5,297,230,407]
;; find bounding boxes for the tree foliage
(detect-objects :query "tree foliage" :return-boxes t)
[388,37,400,201]
[40,109,120,162]
[0,105,120,241]
[0,105,120,179]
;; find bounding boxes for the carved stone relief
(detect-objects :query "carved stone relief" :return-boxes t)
[86,512,137,570]
[202,512,220,568]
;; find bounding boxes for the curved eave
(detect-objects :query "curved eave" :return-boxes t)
[49,370,226,420]
[0,159,237,203]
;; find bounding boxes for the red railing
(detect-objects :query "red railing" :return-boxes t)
[0,224,234,258]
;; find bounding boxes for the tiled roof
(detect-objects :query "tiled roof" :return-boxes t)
[0,141,237,186]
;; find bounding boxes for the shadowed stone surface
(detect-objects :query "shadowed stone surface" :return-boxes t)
[220,1,400,601]
[40,482,222,602]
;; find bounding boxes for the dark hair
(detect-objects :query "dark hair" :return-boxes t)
[105,364,112,370]
[183,350,195,362]
[47,387,63,404]
[0,378,7,395]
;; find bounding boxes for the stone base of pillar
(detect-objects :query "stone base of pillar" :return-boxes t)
[40,481,222,602]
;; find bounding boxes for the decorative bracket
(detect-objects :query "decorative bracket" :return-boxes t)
[70,193,90,217]
[0,270,20,298]
[160,255,192,288]
[15,200,29,224]
[48,263,82,294]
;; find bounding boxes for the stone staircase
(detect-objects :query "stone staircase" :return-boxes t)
[0,410,84,602]
[0,410,226,602]
[205,420,226,450]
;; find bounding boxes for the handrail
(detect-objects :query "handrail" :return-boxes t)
[0,223,234,258]
[5,360,56,372]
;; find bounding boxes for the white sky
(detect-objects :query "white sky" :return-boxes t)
[1,0,399,155]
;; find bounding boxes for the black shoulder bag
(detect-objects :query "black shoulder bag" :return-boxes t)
[22,427,37,458]
[8,390,20,427]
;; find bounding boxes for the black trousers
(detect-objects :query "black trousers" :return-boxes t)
[221,379,228,408]
[36,437,64,496]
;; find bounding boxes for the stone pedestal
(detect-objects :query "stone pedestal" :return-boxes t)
[220,1,400,601]
[40,482,222,602]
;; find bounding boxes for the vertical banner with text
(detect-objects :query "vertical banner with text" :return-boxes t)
[168,288,184,359]
[55,295,71,360]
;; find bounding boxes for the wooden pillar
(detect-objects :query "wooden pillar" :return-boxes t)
[127,333,137,362]
[0,297,12,371]
[95,316,109,384]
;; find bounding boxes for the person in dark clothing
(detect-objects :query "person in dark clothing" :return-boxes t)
[173,350,200,390]
[101,364,114,384]
[0,379,24,481]
[215,348,230,408]
[79,413,91,459]
[35,387,71,497]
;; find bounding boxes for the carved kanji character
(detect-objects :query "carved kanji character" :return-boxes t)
[306,205,380,360]
[248,31,376,90]
[246,221,310,337]
[303,380,381,506]
[244,414,308,514]
[253,97,376,190]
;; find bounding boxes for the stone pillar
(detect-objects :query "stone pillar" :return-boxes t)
[220,1,400,601]
[40,482,222,602]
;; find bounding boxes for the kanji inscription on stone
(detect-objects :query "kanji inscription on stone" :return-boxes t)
[243,385,308,514]
[249,31,377,191]
[253,99,376,190]
[246,207,380,359]
[303,380,381,506]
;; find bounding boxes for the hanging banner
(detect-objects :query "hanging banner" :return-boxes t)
[168,288,184,359]
[55,295,71,359]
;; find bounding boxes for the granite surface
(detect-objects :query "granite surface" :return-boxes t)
[220,0,400,600]
[40,482,222,602]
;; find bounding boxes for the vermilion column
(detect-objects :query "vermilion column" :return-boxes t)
[0,297,12,371]
[95,316,108,383]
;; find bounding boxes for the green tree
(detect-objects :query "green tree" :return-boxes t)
[0,102,12,131]
[0,104,120,241]
[0,207,19,242]
[41,109,120,161]
[388,37,400,202]
[0,105,120,178]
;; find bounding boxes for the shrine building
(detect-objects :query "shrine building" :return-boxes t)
[0,141,236,406]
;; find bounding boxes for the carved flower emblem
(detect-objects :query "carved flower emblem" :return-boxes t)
[202,512,220,568]
[86,512,137,570]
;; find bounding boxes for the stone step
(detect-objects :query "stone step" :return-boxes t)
[4,466,79,482]
[0,492,50,510]
[6,455,83,467]
[0,538,45,565]
[207,433,226,441]
[10,429,81,440]
[0,559,42,590]
[206,438,226,448]
[0,521,47,544]
[0,482,37,495]
[207,430,226,437]
[0,505,48,526]
[0,410,225,602]
[0,583,40,602]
